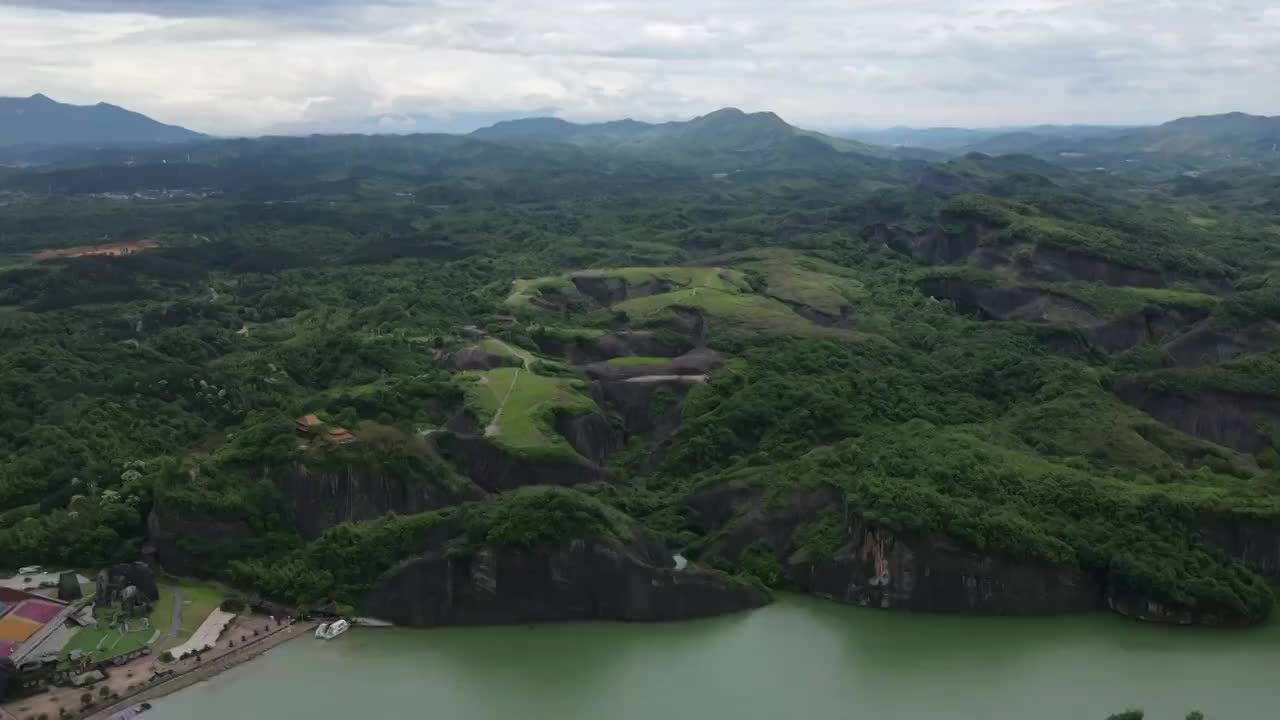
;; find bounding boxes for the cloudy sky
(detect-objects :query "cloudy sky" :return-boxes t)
[2,0,1278,135]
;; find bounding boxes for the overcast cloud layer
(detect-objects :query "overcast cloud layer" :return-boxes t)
[2,0,1278,135]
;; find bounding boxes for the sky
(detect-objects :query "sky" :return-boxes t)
[1,0,1278,135]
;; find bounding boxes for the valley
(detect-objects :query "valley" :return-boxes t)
[0,102,1278,718]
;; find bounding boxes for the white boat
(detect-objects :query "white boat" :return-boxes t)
[315,619,350,640]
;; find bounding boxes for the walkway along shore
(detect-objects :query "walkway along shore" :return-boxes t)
[84,620,318,720]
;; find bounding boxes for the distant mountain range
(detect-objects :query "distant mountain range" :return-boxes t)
[840,113,1280,162]
[0,94,204,147]
[3,92,1277,171]
[470,107,885,157]
[834,125,1131,151]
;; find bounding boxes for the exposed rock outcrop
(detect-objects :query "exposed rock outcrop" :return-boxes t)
[871,222,1231,294]
[147,499,258,577]
[596,377,697,442]
[1196,513,1280,580]
[363,531,768,626]
[274,462,485,540]
[583,347,724,382]
[436,346,522,371]
[1105,588,1239,626]
[1163,320,1280,368]
[553,412,625,466]
[920,276,1210,353]
[434,433,609,491]
[94,562,160,605]
[688,482,1100,615]
[57,572,82,602]
[570,275,676,306]
[533,329,694,365]
[1112,381,1280,454]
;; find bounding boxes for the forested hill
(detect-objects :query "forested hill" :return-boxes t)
[470,107,886,160]
[0,93,204,147]
[0,110,1278,629]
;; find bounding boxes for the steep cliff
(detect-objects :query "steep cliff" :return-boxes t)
[147,498,260,577]
[273,461,485,540]
[688,482,1099,615]
[435,433,609,491]
[685,479,1274,624]
[363,531,768,626]
[1112,381,1280,454]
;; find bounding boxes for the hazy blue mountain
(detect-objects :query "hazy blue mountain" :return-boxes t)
[966,113,1280,162]
[834,124,1128,151]
[267,108,558,136]
[0,93,204,147]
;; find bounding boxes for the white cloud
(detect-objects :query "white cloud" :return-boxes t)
[0,0,1276,134]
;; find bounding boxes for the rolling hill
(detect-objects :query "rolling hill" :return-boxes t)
[470,107,887,165]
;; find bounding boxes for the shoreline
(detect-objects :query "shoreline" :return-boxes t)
[83,621,317,720]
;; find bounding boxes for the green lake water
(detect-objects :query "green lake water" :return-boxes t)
[152,596,1280,720]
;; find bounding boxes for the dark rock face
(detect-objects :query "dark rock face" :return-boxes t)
[553,412,625,466]
[1196,513,1280,580]
[363,533,768,626]
[790,520,1101,615]
[533,330,693,365]
[147,500,257,576]
[865,223,980,264]
[1105,588,1238,626]
[690,482,1101,615]
[582,347,725,382]
[1164,320,1280,368]
[571,275,675,307]
[435,433,608,492]
[1019,245,1167,288]
[95,562,159,606]
[596,378,696,442]
[57,572,82,602]
[1112,382,1280,454]
[274,463,485,541]
[920,277,1209,353]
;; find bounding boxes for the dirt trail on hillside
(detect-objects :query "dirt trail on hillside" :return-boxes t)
[485,368,522,437]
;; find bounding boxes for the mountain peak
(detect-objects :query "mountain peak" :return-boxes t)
[704,107,746,118]
[0,93,203,147]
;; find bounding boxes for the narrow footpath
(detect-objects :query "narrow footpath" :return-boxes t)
[164,588,184,644]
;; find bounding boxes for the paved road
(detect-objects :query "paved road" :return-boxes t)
[164,588,184,643]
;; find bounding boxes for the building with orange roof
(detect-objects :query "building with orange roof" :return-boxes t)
[295,414,323,434]
[325,427,355,444]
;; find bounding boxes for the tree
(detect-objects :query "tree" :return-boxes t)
[80,692,93,706]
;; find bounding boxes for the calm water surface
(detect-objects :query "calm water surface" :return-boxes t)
[152,596,1280,720]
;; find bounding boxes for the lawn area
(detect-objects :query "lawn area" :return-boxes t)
[61,616,155,667]
[146,587,177,650]
[614,287,828,337]
[606,356,672,366]
[506,266,751,307]
[734,249,866,316]
[176,580,226,639]
[479,337,534,367]
[463,368,596,459]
